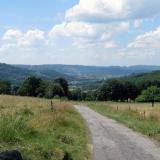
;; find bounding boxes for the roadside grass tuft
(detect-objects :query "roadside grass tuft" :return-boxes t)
[0,114,38,143]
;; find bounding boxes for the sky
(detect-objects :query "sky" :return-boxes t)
[0,0,160,66]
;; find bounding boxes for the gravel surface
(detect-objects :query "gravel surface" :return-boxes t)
[75,105,160,160]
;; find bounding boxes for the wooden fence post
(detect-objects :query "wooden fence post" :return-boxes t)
[128,106,131,111]
[117,106,119,111]
[143,110,146,119]
[51,100,54,112]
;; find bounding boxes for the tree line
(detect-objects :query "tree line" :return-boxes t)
[0,76,69,99]
[0,76,97,100]
[67,79,160,106]
[1,75,160,105]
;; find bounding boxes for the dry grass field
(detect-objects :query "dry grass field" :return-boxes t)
[0,95,91,160]
[106,102,160,122]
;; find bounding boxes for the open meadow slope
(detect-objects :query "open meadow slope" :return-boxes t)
[0,95,91,160]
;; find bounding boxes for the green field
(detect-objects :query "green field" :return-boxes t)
[84,101,160,142]
[0,95,91,160]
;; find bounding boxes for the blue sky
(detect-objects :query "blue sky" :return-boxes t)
[0,0,160,66]
[0,0,78,31]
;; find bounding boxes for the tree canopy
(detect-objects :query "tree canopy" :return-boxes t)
[45,82,65,99]
[54,77,69,96]
[17,76,43,97]
[136,86,160,106]
[0,80,11,94]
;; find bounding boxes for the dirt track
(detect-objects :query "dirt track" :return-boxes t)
[75,105,160,160]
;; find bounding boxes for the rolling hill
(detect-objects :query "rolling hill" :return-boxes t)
[120,70,160,83]
[16,64,160,80]
[0,63,64,84]
[15,64,160,88]
[1,63,160,88]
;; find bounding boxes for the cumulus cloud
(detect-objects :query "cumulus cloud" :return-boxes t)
[49,22,97,39]
[0,29,48,64]
[66,0,160,23]
[128,27,160,49]
[3,29,45,47]
[3,29,22,40]
[115,26,160,64]
[49,21,129,48]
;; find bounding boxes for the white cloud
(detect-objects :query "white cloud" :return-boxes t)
[66,0,160,23]
[3,29,45,47]
[49,21,129,48]
[104,41,117,49]
[3,29,22,41]
[115,26,160,64]
[20,30,45,47]
[0,29,48,64]
[128,27,160,49]
[49,22,97,39]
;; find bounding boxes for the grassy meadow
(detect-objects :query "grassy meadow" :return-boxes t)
[84,101,160,142]
[0,95,91,160]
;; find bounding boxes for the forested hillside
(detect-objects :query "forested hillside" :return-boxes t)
[95,70,160,103]
[121,70,160,83]
[1,63,160,88]
[0,63,65,84]
[16,64,160,80]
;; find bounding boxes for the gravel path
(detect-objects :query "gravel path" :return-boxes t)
[74,105,160,160]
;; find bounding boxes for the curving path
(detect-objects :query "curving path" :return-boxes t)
[74,105,160,160]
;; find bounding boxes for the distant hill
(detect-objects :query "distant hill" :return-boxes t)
[16,64,160,79]
[15,64,160,88]
[0,63,33,84]
[1,63,160,88]
[120,70,160,83]
[0,63,64,84]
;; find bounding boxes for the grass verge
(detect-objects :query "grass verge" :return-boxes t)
[0,95,91,160]
[84,101,160,142]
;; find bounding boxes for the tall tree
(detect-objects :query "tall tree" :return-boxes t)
[0,80,11,94]
[54,77,69,96]
[68,88,82,101]
[17,76,43,97]
[45,82,64,99]
[136,86,160,107]
[97,79,125,101]
[123,81,139,101]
